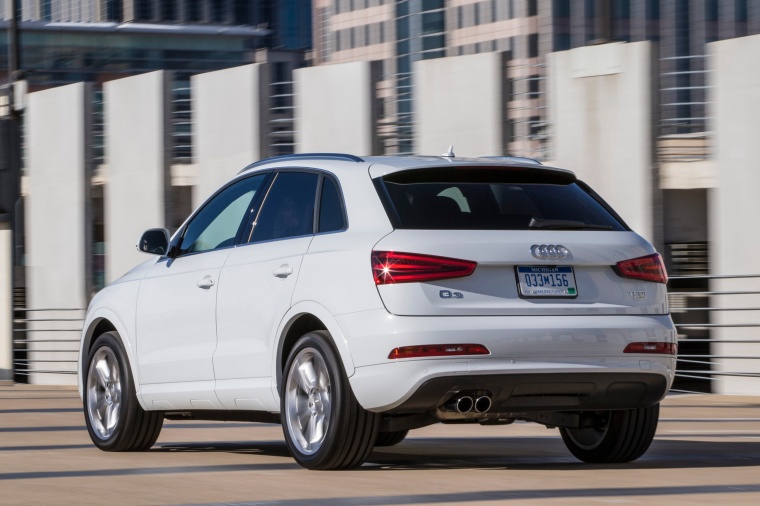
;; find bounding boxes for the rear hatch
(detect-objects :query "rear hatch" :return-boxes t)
[371,164,668,317]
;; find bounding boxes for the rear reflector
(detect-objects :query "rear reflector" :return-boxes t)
[388,344,490,359]
[372,251,477,285]
[623,342,677,355]
[613,253,668,284]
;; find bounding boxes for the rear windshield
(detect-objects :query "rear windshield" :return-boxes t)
[377,168,626,231]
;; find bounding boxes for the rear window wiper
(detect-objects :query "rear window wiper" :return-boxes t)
[529,218,613,230]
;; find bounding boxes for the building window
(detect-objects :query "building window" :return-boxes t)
[474,2,480,25]
[528,75,540,97]
[554,0,570,17]
[40,0,52,20]
[234,0,251,24]
[135,0,153,20]
[161,0,177,21]
[211,0,226,23]
[528,0,538,17]
[528,33,539,57]
[457,6,464,28]
[646,0,659,19]
[187,0,202,22]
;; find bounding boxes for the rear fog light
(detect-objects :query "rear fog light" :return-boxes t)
[623,342,677,355]
[388,344,490,359]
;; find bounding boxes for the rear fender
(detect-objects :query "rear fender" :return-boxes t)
[272,301,356,398]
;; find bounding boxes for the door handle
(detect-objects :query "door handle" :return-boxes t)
[196,276,215,289]
[273,264,294,278]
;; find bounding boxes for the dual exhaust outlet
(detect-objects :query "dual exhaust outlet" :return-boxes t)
[447,394,492,414]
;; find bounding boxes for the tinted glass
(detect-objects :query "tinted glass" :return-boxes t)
[318,177,346,233]
[251,172,319,242]
[179,175,266,255]
[380,169,625,231]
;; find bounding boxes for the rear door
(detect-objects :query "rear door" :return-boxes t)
[371,166,668,317]
[214,171,320,408]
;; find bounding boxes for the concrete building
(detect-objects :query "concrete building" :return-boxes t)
[6,2,760,395]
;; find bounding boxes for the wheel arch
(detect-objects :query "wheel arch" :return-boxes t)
[273,301,356,396]
[78,308,141,402]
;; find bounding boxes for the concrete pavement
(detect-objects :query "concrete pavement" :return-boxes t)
[1,384,759,505]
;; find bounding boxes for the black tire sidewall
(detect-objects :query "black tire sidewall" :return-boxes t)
[83,331,138,451]
[560,404,659,463]
[280,331,348,469]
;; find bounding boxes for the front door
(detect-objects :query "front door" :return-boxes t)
[136,173,268,408]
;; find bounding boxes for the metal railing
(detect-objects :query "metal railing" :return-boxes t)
[12,308,84,378]
[10,275,760,392]
[660,55,711,137]
[669,273,760,394]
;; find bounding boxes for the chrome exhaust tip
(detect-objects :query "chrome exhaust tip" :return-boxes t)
[474,396,492,413]
[455,395,474,413]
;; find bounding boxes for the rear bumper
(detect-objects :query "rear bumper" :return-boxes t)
[337,310,676,411]
[387,371,668,414]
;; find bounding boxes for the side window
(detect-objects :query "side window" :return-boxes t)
[179,174,267,255]
[318,177,347,233]
[251,172,319,242]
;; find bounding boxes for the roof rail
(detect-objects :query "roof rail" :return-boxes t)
[238,153,365,173]
[479,156,543,165]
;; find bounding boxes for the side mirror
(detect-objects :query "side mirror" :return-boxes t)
[136,228,170,256]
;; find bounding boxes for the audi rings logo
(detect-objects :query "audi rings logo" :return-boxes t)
[531,244,569,259]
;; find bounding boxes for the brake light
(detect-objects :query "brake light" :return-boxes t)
[613,253,668,284]
[372,251,477,285]
[388,344,490,359]
[624,342,677,355]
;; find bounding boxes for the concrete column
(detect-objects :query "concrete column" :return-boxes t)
[192,64,264,209]
[415,52,508,157]
[26,82,91,385]
[548,41,654,241]
[0,221,11,381]
[104,71,169,283]
[708,34,760,395]
[294,60,381,155]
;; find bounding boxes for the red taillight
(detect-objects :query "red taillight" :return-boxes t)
[613,253,668,284]
[372,251,477,285]
[388,344,490,359]
[623,342,677,355]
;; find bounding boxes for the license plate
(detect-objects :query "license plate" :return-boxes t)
[516,266,578,298]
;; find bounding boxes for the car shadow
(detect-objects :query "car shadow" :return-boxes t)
[153,435,760,471]
[364,436,760,471]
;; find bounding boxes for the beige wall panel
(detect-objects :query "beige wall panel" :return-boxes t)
[192,64,262,209]
[708,35,760,395]
[105,71,168,284]
[26,83,90,385]
[415,52,506,157]
[294,61,377,155]
[549,42,653,241]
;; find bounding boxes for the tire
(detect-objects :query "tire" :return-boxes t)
[559,403,660,463]
[375,430,409,447]
[281,331,380,470]
[83,331,163,451]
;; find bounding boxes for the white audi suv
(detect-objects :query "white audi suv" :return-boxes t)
[78,153,676,469]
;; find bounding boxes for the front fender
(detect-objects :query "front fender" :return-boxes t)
[77,282,143,407]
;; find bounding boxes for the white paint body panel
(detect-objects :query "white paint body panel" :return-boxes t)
[135,251,228,393]
[78,156,676,417]
[373,229,668,316]
[213,236,311,408]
